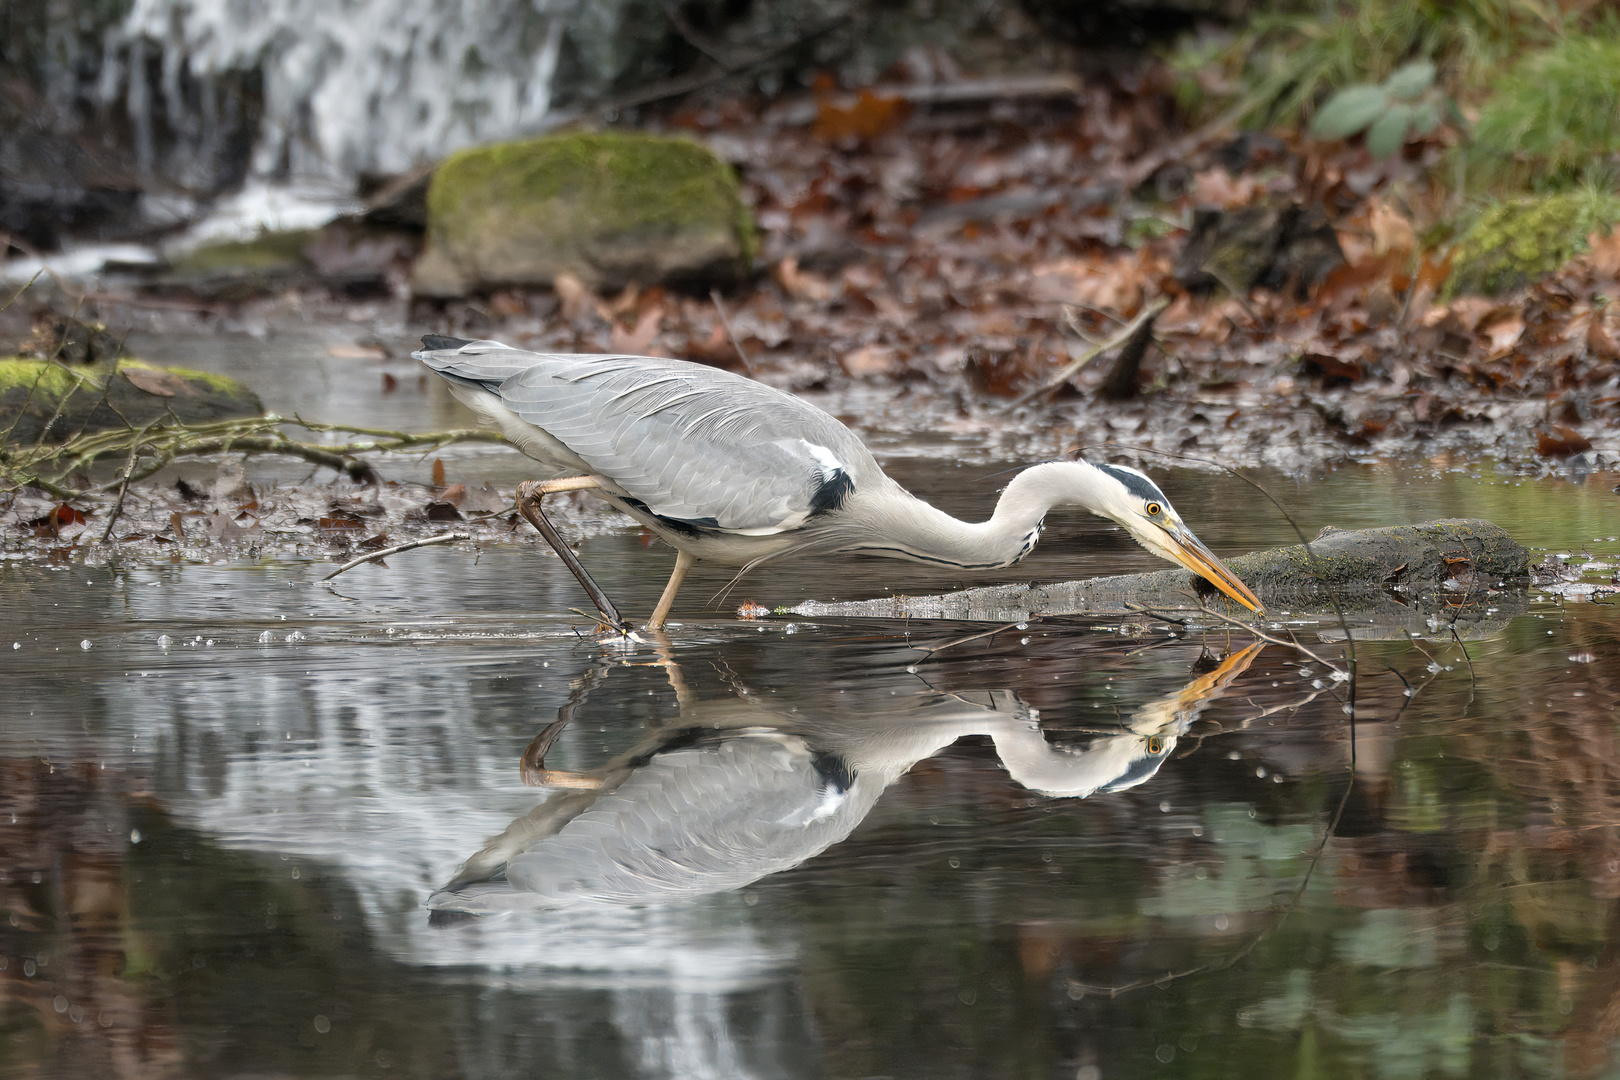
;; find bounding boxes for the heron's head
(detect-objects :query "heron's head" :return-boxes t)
[1089,463,1265,614]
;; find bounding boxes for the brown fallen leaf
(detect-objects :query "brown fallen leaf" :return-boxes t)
[1586,310,1620,361]
[121,366,183,397]
[553,271,598,322]
[609,305,664,355]
[1536,425,1593,457]
[775,256,834,301]
[1481,315,1524,358]
[842,344,898,378]
[327,343,388,360]
[813,88,908,142]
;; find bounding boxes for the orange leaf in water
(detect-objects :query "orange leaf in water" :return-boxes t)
[1536,425,1593,457]
[431,458,445,489]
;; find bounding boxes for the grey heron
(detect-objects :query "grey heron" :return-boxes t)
[414,335,1264,631]
[428,642,1262,914]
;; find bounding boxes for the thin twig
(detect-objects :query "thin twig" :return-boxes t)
[910,618,1040,657]
[322,532,472,580]
[1125,601,1347,678]
[96,422,157,544]
[710,288,755,376]
[1004,296,1169,411]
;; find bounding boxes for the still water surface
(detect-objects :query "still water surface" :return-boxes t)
[2,341,1619,1078]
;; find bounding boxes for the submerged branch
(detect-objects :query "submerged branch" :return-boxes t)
[1,412,513,496]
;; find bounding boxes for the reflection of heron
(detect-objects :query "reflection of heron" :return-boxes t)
[428,643,1262,915]
[414,337,1263,631]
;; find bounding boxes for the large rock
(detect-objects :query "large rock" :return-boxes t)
[0,357,263,444]
[411,132,755,296]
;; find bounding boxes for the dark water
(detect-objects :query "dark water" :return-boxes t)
[4,335,1620,1078]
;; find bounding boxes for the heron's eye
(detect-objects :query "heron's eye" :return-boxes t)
[1147,736,1165,754]
[1146,501,1162,517]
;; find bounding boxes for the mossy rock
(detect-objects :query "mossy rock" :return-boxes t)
[0,357,263,444]
[1446,192,1620,298]
[158,229,320,297]
[412,132,755,296]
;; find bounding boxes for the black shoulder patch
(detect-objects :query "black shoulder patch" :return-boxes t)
[808,469,854,516]
[421,334,476,351]
[811,751,856,793]
[1096,463,1168,504]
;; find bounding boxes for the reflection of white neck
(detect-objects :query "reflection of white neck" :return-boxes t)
[826,687,1181,799]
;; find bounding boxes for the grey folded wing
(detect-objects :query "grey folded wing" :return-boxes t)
[417,342,868,533]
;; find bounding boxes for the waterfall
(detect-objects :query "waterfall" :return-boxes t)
[114,0,578,186]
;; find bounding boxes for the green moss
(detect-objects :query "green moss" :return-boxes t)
[0,357,93,396]
[1470,32,1620,189]
[427,131,755,272]
[118,358,249,394]
[1446,190,1620,297]
[169,229,318,275]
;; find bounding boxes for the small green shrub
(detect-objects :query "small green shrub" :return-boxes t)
[1446,188,1620,297]
[1470,33,1620,189]
[1309,61,1444,157]
[1180,0,1559,130]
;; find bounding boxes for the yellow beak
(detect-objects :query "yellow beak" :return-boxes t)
[1165,526,1265,614]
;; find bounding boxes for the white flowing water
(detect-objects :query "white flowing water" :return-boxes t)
[112,0,577,183]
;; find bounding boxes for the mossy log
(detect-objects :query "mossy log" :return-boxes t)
[0,357,263,444]
[782,519,1529,625]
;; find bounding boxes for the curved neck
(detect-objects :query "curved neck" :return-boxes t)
[850,461,1120,569]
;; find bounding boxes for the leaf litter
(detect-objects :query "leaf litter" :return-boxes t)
[6,61,1619,567]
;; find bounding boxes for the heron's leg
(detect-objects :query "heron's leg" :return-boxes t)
[645,550,696,632]
[515,478,629,634]
[518,718,605,789]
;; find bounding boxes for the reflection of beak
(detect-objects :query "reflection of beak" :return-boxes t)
[1165,525,1265,614]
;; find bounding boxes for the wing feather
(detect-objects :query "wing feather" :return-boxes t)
[416,343,873,532]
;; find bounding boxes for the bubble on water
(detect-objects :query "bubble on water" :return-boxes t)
[905,665,918,674]
[1156,1045,1175,1064]
[1019,636,1030,645]
[947,857,960,869]
[285,631,304,643]
[80,640,91,650]
[156,635,172,649]
[313,1015,330,1034]
[258,630,274,643]
[1159,800,1170,812]
[11,643,18,650]
[1015,622,1028,630]
[129,829,141,844]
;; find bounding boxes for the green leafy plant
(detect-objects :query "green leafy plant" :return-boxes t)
[1470,32,1620,189]
[1177,0,1561,131]
[1309,60,1445,157]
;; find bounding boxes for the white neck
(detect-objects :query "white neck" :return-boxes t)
[845,461,1126,569]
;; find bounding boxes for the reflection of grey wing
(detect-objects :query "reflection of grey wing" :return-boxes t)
[420,342,872,532]
[494,736,881,908]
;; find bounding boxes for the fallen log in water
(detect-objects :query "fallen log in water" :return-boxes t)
[780,519,1530,630]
